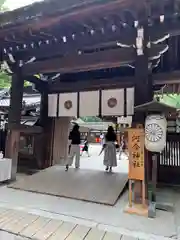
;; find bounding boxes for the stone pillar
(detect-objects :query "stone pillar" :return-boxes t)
[52,117,71,165]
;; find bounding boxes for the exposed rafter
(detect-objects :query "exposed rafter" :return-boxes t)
[21,44,168,76]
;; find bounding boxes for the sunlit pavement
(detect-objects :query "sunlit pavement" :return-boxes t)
[79,144,128,173]
[0,230,27,239]
[0,144,177,239]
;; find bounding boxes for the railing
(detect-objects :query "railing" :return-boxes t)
[160,140,180,167]
[158,133,180,185]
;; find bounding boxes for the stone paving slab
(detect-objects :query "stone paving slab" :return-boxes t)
[66,224,90,240]
[7,213,39,234]
[33,219,63,240]
[48,222,76,239]
[20,216,51,238]
[84,228,105,240]
[0,207,174,240]
[121,236,138,240]
[103,232,122,240]
[0,231,27,239]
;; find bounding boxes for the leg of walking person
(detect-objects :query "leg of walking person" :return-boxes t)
[75,145,80,169]
[103,145,109,172]
[87,150,90,157]
[109,144,117,173]
[81,146,85,156]
[65,145,75,171]
[81,150,83,156]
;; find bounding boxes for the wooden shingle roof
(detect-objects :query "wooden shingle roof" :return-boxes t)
[0,0,127,30]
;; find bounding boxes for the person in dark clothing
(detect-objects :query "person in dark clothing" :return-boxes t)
[0,129,6,154]
[81,139,90,157]
[105,126,117,142]
[103,126,117,172]
[66,124,81,171]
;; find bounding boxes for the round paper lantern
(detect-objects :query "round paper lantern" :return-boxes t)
[145,115,167,152]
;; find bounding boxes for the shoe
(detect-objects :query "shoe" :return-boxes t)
[109,167,112,172]
[65,165,69,171]
[75,166,79,169]
[105,166,109,171]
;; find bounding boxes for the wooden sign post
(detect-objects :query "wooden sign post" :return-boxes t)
[125,128,148,216]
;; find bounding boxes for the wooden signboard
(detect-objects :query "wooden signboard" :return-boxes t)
[125,128,147,216]
[128,128,145,181]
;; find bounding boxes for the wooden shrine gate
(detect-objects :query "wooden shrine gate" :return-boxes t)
[158,133,180,185]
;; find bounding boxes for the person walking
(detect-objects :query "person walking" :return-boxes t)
[65,124,81,171]
[103,126,117,172]
[81,138,90,157]
[100,133,104,145]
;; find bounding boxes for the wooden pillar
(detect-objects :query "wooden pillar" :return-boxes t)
[133,23,153,203]
[39,91,53,168]
[134,26,152,108]
[167,36,178,71]
[5,72,24,180]
[52,117,71,165]
[151,154,158,202]
[39,92,48,124]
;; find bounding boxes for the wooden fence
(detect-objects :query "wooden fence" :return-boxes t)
[158,133,180,185]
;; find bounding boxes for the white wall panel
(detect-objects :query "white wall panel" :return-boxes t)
[59,93,77,117]
[79,91,99,117]
[101,89,124,116]
[48,94,58,117]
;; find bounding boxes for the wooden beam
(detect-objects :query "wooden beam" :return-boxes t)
[13,29,136,62]
[149,19,180,38]
[22,48,134,75]
[1,0,180,47]
[48,68,180,93]
[154,70,180,84]
[0,0,142,37]
[25,76,48,92]
[17,125,43,134]
[2,18,179,60]
[49,76,134,93]
[22,44,167,75]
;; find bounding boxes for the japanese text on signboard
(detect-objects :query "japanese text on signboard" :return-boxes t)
[128,129,145,180]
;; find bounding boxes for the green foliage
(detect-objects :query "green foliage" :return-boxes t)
[24,81,31,87]
[0,0,6,7]
[158,94,180,108]
[0,1,11,88]
[0,71,11,88]
[0,70,31,88]
[0,0,8,11]
[80,117,102,122]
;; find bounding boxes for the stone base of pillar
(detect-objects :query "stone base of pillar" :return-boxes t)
[52,117,71,165]
[133,180,142,203]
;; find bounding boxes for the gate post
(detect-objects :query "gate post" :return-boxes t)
[5,68,24,180]
[133,22,153,202]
